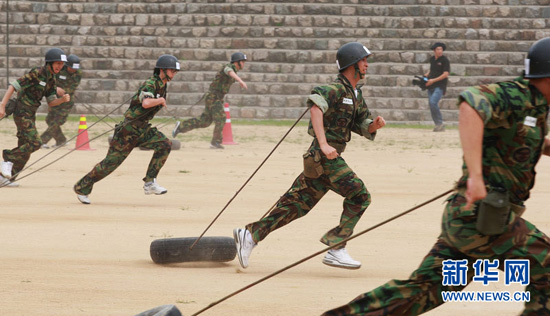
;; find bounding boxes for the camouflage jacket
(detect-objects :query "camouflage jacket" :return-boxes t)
[208,63,237,96]
[124,74,167,123]
[56,66,82,96]
[306,74,376,145]
[10,66,57,113]
[457,76,549,203]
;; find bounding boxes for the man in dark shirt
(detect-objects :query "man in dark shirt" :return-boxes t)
[424,42,450,132]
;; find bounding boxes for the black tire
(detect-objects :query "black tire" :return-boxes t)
[150,236,236,264]
[139,139,180,151]
[133,305,182,316]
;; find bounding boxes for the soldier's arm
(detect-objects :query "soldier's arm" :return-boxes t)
[48,94,70,107]
[542,138,550,156]
[228,70,247,90]
[310,104,338,160]
[458,101,486,209]
[0,85,16,118]
[142,97,166,109]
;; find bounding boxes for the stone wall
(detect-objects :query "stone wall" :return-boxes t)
[1,0,549,123]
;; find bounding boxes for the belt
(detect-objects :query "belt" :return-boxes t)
[455,187,525,217]
[123,118,148,129]
[312,139,346,154]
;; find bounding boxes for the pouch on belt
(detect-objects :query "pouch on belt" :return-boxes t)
[303,150,323,179]
[476,189,511,236]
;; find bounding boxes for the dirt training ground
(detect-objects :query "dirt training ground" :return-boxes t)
[0,118,546,315]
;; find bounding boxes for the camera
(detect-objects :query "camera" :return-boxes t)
[412,75,428,91]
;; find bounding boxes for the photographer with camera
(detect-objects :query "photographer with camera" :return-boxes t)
[424,42,450,132]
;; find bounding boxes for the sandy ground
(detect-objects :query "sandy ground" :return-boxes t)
[0,116,548,316]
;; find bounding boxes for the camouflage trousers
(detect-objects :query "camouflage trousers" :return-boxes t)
[176,93,225,143]
[322,192,550,316]
[246,155,371,248]
[40,101,73,145]
[2,111,42,180]
[74,122,171,195]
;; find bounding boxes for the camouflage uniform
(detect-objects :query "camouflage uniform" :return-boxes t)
[323,77,550,316]
[74,74,172,195]
[2,66,58,179]
[40,65,82,146]
[175,63,237,144]
[246,74,377,248]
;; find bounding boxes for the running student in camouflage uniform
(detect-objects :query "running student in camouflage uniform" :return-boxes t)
[172,52,248,149]
[73,55,180,205]
[40,54,83,148]
[323,37,550,316]
[0,48,70,187]
[233,42,386,270]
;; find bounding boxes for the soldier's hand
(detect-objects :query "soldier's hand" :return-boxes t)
[239,81,248,90]
[373,116,386,129]
[320,143,338,160]
[62,94,70,103]
[57,87,66,96]
[0,105,5,119]
[368,116,386,133]
[465,176,486,210]
[158,97,167,108]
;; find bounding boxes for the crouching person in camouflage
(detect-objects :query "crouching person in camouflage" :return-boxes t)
[233,42,386,270]
[40,54,83,149]
[73,55,180,204]
[323,37,550,316]
[0,48,70,187]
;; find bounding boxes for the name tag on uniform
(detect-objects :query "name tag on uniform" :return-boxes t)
[59,75,67,80]
[342,98,353,104]
[524,116,536,127]
[39,81,46,86]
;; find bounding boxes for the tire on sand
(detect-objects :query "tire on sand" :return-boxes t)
[150,236,236,264]
[133,304,182,316]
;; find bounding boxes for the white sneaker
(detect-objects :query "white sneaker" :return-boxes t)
[73,185,90,204]
[144,179,167,195]
[41,143,50,149]
[233,228,256,269]
[76,194,91,204]
[322,248,361,270]
[172,121,181,138]
[1,161,13,178]
[0,175,18,187]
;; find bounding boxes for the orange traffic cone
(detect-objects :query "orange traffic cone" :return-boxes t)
[75,115,94,150]
[222,102,237,145]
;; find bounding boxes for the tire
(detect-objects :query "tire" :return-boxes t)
[139,139,180,151]
[150,236,236,264]
[134,305,182,316]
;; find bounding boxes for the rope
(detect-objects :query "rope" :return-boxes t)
[0,95,167,188]
[191,188,454,316]
[189,107,310,250]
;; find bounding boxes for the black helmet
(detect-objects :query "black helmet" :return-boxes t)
[230,52,247,63]
[45,48,67,63]
[66,54,81,69]
[524,37,550,79]
[336,42,372,72]
[155,54,180,70]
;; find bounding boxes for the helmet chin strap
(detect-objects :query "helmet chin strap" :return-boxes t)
[162,69,172,82]
[354,64,365,79]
